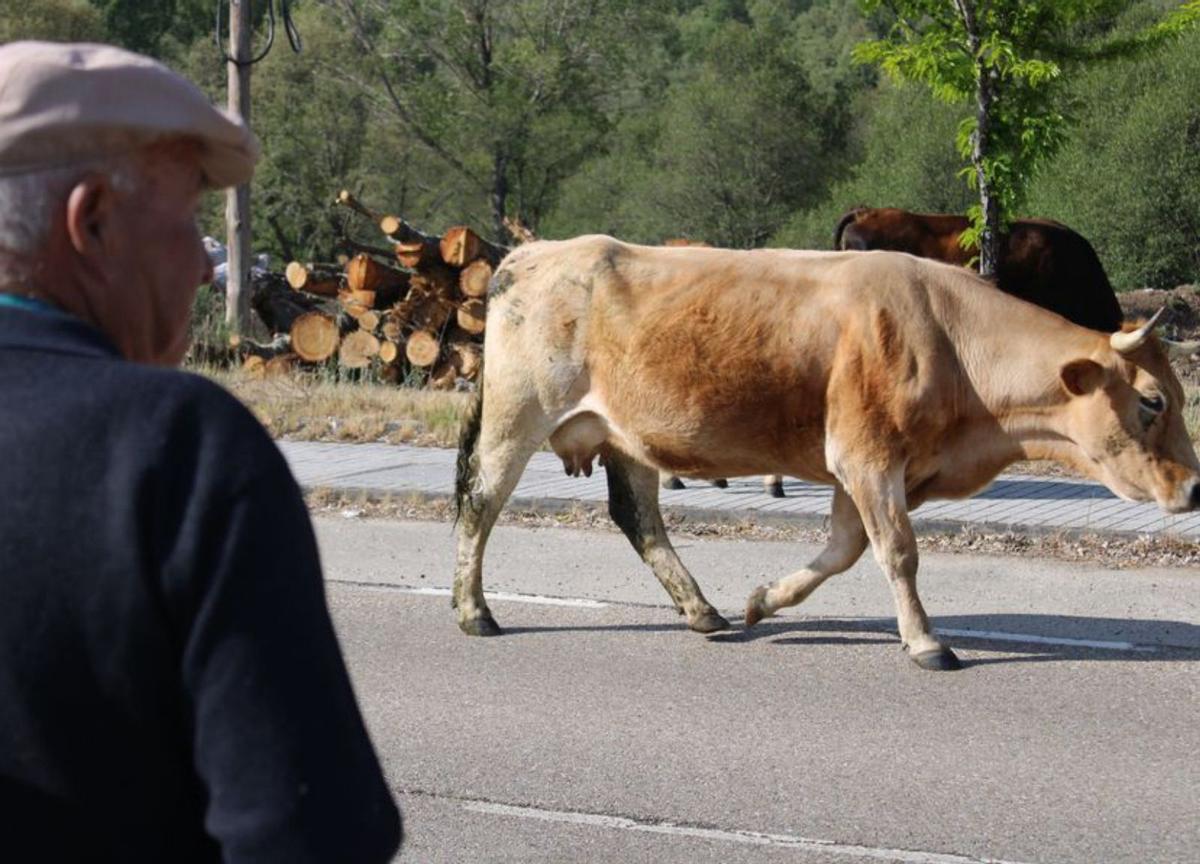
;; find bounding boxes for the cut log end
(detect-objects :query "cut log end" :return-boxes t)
[405,330,440,367]
[339,330,381,369]
[290,312,339,363]
[459,259,493,298]
[456,298,487,335]
[380,214,402,238]
[440,225,483,267]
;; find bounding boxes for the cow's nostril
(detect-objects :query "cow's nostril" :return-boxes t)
[1189,481,1200,510]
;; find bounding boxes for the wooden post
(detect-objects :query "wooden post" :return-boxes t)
[225,0,253,332]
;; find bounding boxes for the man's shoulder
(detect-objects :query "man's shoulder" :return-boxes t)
[109,363,261,431]
[97,364,283,481]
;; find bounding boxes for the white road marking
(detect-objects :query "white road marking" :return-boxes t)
[388,585,609,609]
[934,627,1157,653]
[356,585,1166,652]
[462,799,1037,864]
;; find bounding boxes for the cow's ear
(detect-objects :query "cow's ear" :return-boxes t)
[1060,359,1105,396]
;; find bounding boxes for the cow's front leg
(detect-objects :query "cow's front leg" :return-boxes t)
[845,467,961,671]
[745,484,867,625]
[606,451,729,633]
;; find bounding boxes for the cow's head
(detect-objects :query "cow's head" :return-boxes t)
[1059,309,1200,512]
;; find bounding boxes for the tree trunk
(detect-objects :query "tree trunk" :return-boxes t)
[956,0,1002,278]
[250,273,325,334]
[285,261,342,297]
[491,150,511,244]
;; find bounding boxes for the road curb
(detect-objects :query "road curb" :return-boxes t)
[302,483,1187,545]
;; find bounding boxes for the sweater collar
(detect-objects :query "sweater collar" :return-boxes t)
[0,303,121,360]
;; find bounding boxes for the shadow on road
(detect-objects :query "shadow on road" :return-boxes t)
[708,615,1200,665]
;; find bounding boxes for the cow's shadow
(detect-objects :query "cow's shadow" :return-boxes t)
[708,613,1200,666]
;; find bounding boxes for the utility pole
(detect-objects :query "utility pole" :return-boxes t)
[225,0,252,332]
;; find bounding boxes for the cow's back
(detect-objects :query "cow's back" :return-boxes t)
[1001,219,1123,332]
[834,208,1124,333]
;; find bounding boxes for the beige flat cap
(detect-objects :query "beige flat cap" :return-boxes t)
[0,41,259,188]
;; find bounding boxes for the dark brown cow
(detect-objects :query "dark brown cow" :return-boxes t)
[834,207,1124,333]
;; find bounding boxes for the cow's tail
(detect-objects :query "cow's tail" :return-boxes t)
[832,207,865,250]
[454,365,484,527]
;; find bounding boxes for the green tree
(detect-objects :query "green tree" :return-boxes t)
[855,0,1200,276]
[315,0,664,242]
[0,0,106,42]
[90,0,227,55]
[547,0,867,246]
[770,79,972,250]
[1028,25,1200,289]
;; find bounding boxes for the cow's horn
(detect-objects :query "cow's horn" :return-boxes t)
[1163,338,1200,361]
[1110,307,1165,354]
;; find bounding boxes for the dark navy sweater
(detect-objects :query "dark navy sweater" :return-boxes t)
[0,307,401,862]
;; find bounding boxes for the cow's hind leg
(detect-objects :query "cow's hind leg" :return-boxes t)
[454,395,553,636]
[606,452,729,633]
[744,485,867,626]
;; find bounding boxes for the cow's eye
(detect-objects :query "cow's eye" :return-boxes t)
[1138,393,1165,427]
[1139,394,1165,414]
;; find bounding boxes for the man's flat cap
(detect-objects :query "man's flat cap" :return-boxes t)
[0,41,259,188]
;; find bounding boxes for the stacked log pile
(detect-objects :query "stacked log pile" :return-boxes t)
[236,191,510,388]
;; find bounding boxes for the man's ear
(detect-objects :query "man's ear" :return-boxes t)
[1060,359,1106,396]
[64,174,114,257]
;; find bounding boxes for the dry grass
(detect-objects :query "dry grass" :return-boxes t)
[191,332,1200,473]
[198,365,472,447]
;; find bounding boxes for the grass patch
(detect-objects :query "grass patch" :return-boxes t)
[197,365,472,447]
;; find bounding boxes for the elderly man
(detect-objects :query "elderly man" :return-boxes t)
[0,43,401,862]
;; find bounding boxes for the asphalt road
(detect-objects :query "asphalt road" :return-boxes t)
[314,516,1200,864]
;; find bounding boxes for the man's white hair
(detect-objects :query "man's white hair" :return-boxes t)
[0,149,143,284]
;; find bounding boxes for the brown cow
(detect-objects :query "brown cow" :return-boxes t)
[454,237,1200,670]
[834,207,1124,333]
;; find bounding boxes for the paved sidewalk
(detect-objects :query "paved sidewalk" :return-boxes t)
[277,440,1200,540]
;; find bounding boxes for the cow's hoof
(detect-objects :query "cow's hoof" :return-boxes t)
[459,611,503,637]
[690,611,731,634]
[911,647,962,671]
[710,478,729,489]
[661,476,685,490]
[767,482,785,498]
[744,587,768,628]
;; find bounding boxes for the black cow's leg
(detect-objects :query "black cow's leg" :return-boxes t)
[763,475,785,498]
[607,451,729,633]
[845,467,960,671]
[659,472,686,490]
[745,485,867,625]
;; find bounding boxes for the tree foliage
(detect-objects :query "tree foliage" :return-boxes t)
[1028,25,1200,289]
[2,0,1197,290]
[546,0,867,247]
[314,0,661,241]
[854,0,1200,273]
[0,0,106,42]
